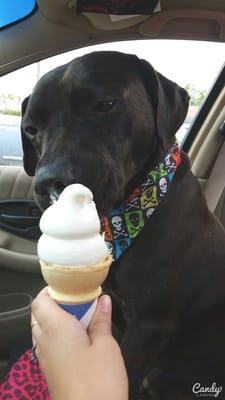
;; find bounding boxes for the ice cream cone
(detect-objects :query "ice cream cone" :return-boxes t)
[37,183,112,327]
[40,254,113,305]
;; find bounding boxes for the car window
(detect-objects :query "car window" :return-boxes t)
[0,0,37,30]
[0,39,224,166]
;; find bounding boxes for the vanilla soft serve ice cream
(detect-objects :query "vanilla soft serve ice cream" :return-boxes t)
[37,184,109,267]
[37,184,112,327]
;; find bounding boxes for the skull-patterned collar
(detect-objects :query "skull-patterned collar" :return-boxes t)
[101,144,181,260]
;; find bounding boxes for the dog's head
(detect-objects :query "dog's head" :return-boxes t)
[21,51,189,215]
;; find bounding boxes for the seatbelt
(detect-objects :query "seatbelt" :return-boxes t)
[204,141,225,213]
[214,186,225,226]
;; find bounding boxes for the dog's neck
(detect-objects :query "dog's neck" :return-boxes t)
[101,144,181,261]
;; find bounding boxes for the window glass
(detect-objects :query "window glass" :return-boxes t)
[0,40,224,166]
[0,0,36,29]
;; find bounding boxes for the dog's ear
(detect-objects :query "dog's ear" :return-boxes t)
[21,96,38,176]
[139,59,189,150]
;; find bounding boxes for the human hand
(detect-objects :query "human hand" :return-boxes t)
[32,288,128,400]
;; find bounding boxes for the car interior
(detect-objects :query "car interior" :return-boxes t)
[0,0,225,382]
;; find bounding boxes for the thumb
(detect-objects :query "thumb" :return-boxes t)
[88,295,112,342]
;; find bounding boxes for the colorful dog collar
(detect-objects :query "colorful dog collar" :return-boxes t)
[102,144,181,260]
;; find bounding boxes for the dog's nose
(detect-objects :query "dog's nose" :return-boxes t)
[34,174,68,202]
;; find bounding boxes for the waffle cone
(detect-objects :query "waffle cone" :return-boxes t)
[40,254,112,304]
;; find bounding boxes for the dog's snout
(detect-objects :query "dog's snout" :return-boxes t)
[34,172,67,201]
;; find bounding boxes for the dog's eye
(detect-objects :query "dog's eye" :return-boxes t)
[93,100,116,112]
[24,126,38,136]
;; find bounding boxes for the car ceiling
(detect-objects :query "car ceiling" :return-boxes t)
[1,0,225,75]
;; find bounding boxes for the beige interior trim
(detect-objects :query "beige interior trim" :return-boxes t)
[0,166,33,200]
[140,9,225,41]
[204,142,225,212]
[1,0,225,76]
[189,87,225,178]
[0,228,37,254]
[0,166,38,272]
[0,246,40,274]
[0,9,90,75]
[0,228,39,273]
[0,227,40,273]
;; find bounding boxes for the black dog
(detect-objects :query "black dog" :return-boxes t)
[21,52,225,400]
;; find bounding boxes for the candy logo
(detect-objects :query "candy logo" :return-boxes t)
[192,382,223,398]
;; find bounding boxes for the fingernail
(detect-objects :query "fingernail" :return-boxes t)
[99,295,111,314]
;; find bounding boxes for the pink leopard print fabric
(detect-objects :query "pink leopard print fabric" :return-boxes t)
[0,349,50,400]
